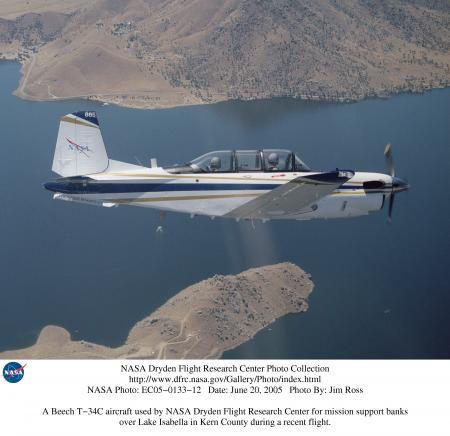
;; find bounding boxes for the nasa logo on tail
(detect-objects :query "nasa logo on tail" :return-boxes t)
[66,138,94,157]
[3,361,26,383]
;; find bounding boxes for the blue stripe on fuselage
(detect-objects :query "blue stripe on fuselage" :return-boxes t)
[45,182,282,195]
[44,180,376,195]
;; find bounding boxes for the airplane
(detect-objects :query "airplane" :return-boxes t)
[44,111,409,222]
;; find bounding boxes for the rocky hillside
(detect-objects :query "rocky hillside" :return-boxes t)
[0,0,449,108]
[0,263,313,359]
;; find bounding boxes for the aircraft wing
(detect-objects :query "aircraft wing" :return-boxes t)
[226,170,354,219]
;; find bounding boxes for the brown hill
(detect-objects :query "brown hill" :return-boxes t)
[1,0,449,108]
[0,262,313,359]
[0,0,90,19]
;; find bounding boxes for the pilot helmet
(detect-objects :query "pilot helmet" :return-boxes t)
[210,156,221,170]
[268,152,279,166]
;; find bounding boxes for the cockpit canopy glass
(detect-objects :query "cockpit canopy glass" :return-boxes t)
[235,150,262,171]
[263,149,293,171]
[294,154,310,172]
[189,151,234,173]
[165,149,311,173]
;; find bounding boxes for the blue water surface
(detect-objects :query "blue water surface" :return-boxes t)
[0,61,448,358]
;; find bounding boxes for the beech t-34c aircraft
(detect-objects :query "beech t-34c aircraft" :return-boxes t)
[44,111,409,222]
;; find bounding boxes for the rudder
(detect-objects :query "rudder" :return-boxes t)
[52,111,109,177]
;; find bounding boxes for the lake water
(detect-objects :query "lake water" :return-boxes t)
[0,61,449,358]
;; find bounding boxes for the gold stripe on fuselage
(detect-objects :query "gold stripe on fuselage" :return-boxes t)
[104,190,369,205]
[97,173,299,182]
[94,172,365,185]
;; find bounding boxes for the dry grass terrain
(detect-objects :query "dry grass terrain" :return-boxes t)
[0,0,91,19]
[0,262,313,359]
[0,0,449,108]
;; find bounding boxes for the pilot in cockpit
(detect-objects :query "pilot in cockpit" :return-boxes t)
[267,152,279,171]
[208,156,221,172]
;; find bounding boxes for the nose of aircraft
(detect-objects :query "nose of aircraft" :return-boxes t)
[392,176,410,192]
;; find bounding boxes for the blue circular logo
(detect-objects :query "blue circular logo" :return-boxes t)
[3,362,26,383]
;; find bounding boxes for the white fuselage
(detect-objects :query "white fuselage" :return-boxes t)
[46,111,409,222]
[49,162,393,220]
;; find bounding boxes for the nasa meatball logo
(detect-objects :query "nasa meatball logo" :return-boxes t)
[3,362,26,383]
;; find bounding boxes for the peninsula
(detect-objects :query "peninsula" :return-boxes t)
[0,0,449,109]
[0,262,313,359]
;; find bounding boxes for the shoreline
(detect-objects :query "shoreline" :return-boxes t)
[0,263,314,359]
[2,57,449,111]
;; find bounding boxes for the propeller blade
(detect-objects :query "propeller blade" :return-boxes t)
[384,143,395,177]
[387,193,395,223]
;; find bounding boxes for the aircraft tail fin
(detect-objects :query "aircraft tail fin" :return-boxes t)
[52,111,109,177]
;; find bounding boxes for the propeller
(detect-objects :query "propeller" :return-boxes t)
[387,191,395,223]
[383,143,409,223]
[384,143,395,178]
[384,143,395,223]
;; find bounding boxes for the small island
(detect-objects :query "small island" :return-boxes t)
[0,262,313,359]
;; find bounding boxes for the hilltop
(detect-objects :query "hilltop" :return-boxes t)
[0,0,449,108]
[0,263,313,359]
